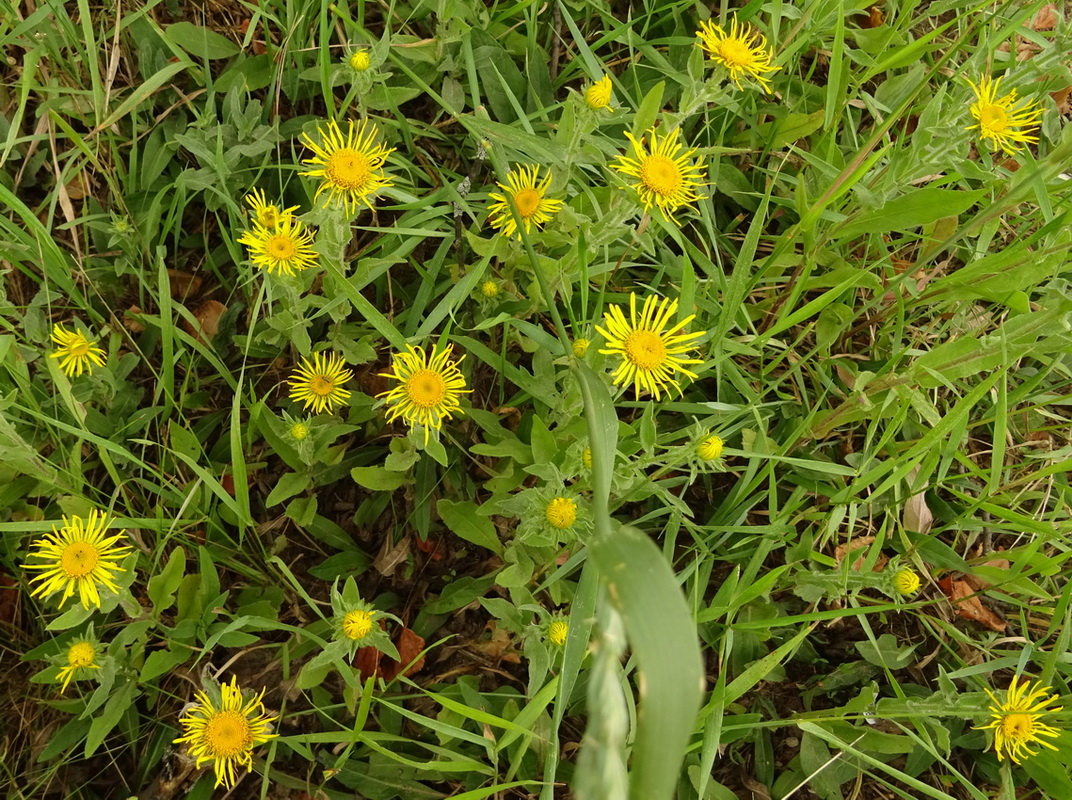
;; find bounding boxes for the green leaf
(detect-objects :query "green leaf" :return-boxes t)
[266,472,311,507]
[84,681,137,756]
[437,499,502,554]
[165,22,240,60]
[633,81,665,137]
[589,524,703,800]
[141,647,191,682]
[147,547,186,614]
[351,466,407,492]
[835,188,988,240]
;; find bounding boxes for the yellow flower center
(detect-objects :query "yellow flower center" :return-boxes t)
[980,104,1008,133]
[481,281,499,298]
[405,369,447,408]
[512,188,541,218]
[60,542,99,578]
[717,38,754,68]
[290,423,309,440]
[572,338,590,357]
[69,340,91,357]
[1001,713,1034,740]
[623,330,667,369]
[549,620,568,646]
[267,234,297,260]
[639,155,682,197]
[258,207,279,227]
[204,710,253,758]
[67,641,96,667]
[343,609,374,640]
[350,51,370,71]
[326,147,372,189]
[310,376,335,397]
[545,497,577,530]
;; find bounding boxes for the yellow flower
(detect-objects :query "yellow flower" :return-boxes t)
[696,18,780,93]
[49,324,106,377]
[23,510,131,610]
[548,619,568,646]
[892,568,920,596]
[595,293,706,399]
[544,497,577,530]
[572,338,590,357]
[57,640,100,693]
[698,434,723,461]
[585,75,613,110]
[174,675,278,789]
[487,164,564,239]
[582,447,593,469]
[977,676,1062,763]
[967,75,1043,156]
[289,421,310,441]
[480,280,500,298]
[301,119,394,214]
[343,609,375,640]
[377,344,470,443]
[349,49,371,71]
[237,216,319,277]
[610,127,705,224]
[288,351,353,414]
[244,189,297,229]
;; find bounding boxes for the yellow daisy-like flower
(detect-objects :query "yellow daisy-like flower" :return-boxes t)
[343,609,375,640]
[544,497,577,530]
[696,18,780,93]
[596,293,706,399]
[288,351,354,414]
[480,280,500,298]
[548,619,568,646]
[698,434,723,461]
[610,127,706,224]
[244,189,297,229]
[301,119,395,214]
[49,324,106,378]
[57,640,100,693]
[572,338,590,357]
[174,675,278,790]
[892,568,920,596]
[977,676,1062,763]
[487,164,564,239]
[377,344,470,443]
[585,75,614,110]
[22,510,131,610]
[967,75,1043,156]
[349,49,371,71]
[237,216,318,277]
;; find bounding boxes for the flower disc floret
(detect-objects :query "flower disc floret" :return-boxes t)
[288,351,354,414]
[22,510,131,610]
[301,119,394,214]
[698,434,723,461]
[480,280,500,298]
[977,676,1062,763]
[174,676,278,789]
[696,18,780,92]
[343,609,375,640]
[544,497,578,530]
[238,216,319,277]
[57,640,100,692]
[893,568,920,596]
[966,75,1043,156]
[549,619,568,646]
[349,49,371,71]
[49,324,106,377]
[596,293,706,399]
[378,344,470,443]
[487,165,564,239]
[611,128,705,224]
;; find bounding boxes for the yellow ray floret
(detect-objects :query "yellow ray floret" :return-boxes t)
[288,351,354,414]
[585,74,614,110]
[976,676,1062,763]
[174,675,278,789]
[23,510,131,610]
[610,127,706,225]
[49,324,106,377]
[244,189,298,229]
[237,216,319,277]
[696,17,780,93]
[967,75,1043,156]
[300,119,394,214]
[377,344,470,443]
[487,165,564,239]
[596,293,706,399]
